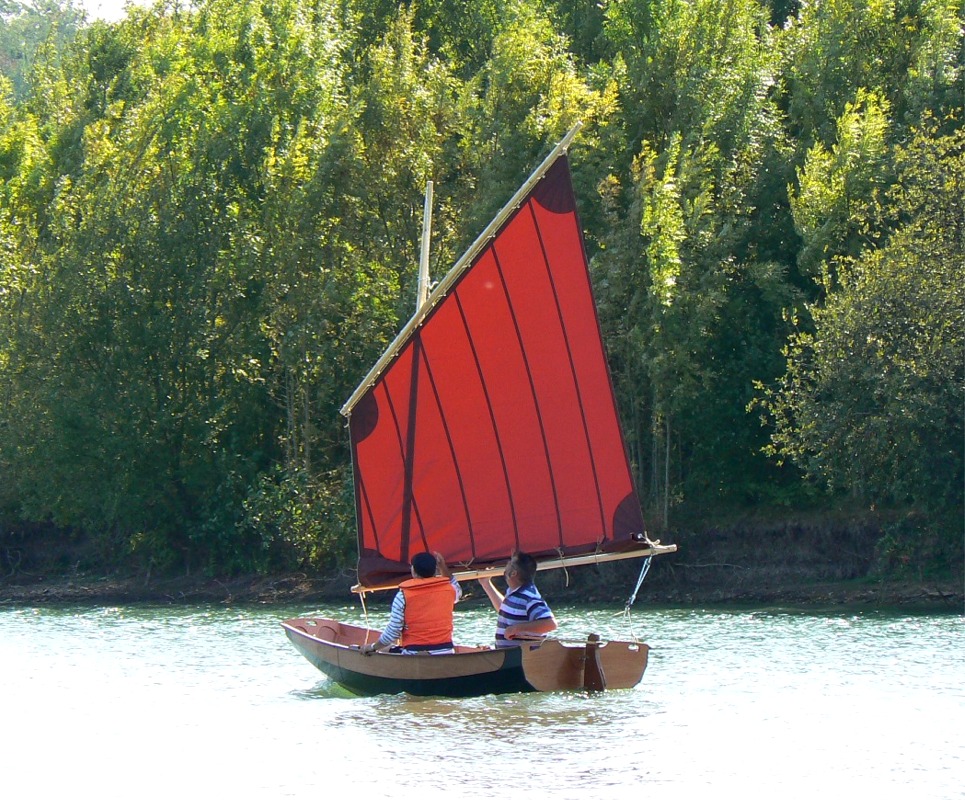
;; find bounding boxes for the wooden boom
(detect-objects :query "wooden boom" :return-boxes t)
[351,542,677,595]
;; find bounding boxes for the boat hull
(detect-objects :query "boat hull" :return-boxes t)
[281,618,649,697]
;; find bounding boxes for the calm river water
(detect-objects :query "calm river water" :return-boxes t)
[2,601,961,799]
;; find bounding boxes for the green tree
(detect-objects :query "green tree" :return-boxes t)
[0,0,376,572]
[596,0,801,520]
[781,0,963,146]
[789,89,892,280]
[0,0,85,99]
[758,119,964,568]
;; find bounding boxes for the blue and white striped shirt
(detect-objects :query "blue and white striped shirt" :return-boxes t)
[494,582,553,648]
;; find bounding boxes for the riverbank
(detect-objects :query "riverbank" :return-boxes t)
[1,567,961,612]
[3,511,961,611]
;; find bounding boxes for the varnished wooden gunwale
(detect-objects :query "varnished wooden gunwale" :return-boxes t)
[281,617,535,696]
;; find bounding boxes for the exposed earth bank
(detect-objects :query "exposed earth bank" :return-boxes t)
[2,514,962,611]
[1,570,961,612]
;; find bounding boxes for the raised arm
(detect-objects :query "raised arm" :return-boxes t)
[477,576,504,612]
[434,551,463,601]
[433,551,452,578]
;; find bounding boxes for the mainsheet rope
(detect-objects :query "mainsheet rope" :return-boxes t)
[359,590,374,646]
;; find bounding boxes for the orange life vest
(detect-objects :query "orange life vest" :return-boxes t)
[399,576,456,647]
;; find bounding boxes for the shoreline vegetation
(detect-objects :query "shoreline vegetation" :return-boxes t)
[0,1,961,597]
[4,514,961,612]
[2,570,961,613]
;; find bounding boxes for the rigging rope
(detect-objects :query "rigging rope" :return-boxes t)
[359,591,373,646]
[624,555,653,612]
[620,555,653,640]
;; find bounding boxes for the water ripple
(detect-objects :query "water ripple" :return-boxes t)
[1,604,961,799]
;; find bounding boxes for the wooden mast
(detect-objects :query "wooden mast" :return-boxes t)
[416,180,433,312]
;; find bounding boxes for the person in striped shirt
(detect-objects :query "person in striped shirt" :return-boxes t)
[478,551,557,648]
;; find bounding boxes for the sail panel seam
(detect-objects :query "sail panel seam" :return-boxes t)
[381,369,426,564]
[454,292,521,546]
[492,215,565,548]
[420,335,478,559]
[528,176,609,543]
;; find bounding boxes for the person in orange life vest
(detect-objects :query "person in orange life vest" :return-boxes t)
[360,551,462,655]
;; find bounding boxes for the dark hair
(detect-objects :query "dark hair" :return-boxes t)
[411,552,437,578]
[511,551,538,584]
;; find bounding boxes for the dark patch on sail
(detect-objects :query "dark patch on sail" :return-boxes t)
[532,156,576,215]
[612,492,645,538]
[350,391,380,443]
[357,549,411,587]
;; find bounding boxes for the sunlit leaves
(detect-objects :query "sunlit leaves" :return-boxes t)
[636,138,686,307]
[789,89,891,280]
[0,0,961,574]
[781,0,963,146]
[763,119,964,511]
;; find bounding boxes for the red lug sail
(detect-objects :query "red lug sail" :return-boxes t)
[345,153,644,588]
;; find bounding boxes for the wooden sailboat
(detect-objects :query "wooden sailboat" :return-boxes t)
[282,123,675,696]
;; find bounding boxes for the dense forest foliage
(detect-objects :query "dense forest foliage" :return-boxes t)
[0,0,961,580]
